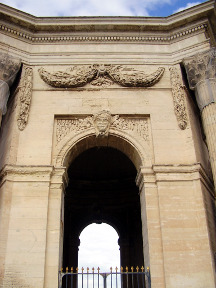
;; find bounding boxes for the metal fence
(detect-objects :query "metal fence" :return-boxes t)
[59,267,151,288]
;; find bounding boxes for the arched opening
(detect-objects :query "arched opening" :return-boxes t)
[79,223,120,271]
[63,146,144,271]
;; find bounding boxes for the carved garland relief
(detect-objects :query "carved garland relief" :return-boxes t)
[17,65,33,131]
[56,111,150,144]
[38,65,165,88]
[169,66,188,130]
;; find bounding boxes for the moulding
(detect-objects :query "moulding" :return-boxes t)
[153,163,214,186]
[136,163,214,196]
[0,164,53,185]
[136,167,156,192]
[50,166,68,190]
[0,22,208,44]
[54,126,151,170]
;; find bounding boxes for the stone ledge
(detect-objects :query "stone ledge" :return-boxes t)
[136,163,214,195]
[0,164,54,185]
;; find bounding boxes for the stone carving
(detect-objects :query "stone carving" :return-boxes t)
[0,52,21,86]
[0,52,21,126]
[91,76,114,87]
[106,65,165,87]
[39,65,165,88]
[183,48,216,89]
[17,65,33,130]
[93,110,118,136]
[38,65,97,88]
[0,22,207,44]
[56,112,149,143]
[112,117,149,141]
[183,48,216,111]
[169,66,188,130]
[56,118,93,143]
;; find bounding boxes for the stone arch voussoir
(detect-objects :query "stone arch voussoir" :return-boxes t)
[54,128,152,171]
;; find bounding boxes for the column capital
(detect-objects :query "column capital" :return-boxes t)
[0,52,21,85]
[0,52,21,125]
[183,48,216,89]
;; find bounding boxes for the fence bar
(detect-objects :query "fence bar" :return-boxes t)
[93,268,95,288]
[60,266,151,288]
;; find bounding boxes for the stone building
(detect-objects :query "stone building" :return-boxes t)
[0,1,216,287]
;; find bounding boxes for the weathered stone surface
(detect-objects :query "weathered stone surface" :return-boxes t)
[0,1,216,288]
[0,52,21,125]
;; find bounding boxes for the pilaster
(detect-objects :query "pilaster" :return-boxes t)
[0,165,53,288]
[136,167,166,288]
[44,167,68,288]
[136,163,215,288]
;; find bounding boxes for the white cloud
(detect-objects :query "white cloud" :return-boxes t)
[78,223,120,271]
[173,2,201,14]
[1,0,172,17]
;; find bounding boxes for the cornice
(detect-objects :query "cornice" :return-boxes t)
[0,21,208,44]
[0,1,214,44]
[0,164,54,186]
[0,1,214,32]
[136,163,214,197]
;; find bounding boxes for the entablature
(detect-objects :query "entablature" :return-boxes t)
[0,1,215,45]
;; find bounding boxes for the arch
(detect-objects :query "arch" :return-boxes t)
[54,127,152,171]
[62,145,145,272]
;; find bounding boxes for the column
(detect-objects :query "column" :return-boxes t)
[0,52,21,126]
[183,48,216,191]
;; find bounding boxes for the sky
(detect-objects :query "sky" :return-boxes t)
[0,0,209,17]
[79,223,120,271]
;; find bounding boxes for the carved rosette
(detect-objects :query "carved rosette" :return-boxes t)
[169,66,188,130]
[39,65,165,88]
[17,65,33,131]
[56,112,149,144]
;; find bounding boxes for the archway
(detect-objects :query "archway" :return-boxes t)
[63,146,144,271]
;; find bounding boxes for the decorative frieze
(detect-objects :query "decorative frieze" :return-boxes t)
[0,23,208,44]
[169,65,188,130]
[17,65,33,130]
[39,65,165,88]
[56,111,149,143]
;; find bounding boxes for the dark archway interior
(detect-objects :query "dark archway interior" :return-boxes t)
[63,147,144,270]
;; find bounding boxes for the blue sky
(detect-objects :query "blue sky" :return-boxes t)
[0,0,208,17]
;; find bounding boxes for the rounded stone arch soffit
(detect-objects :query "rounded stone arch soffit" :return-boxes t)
[54,128,152,171]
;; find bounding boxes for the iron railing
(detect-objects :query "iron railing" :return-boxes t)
[59,267,151,288]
